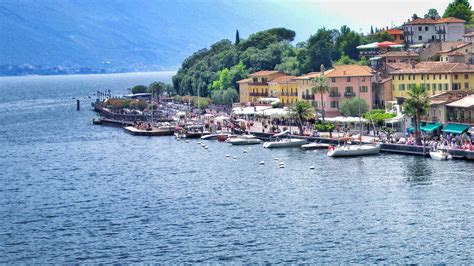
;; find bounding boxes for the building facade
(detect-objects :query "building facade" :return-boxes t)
[404,17,465,44]
[294,65,374,117]
[389,62,474,102]
[237,71,286,104]
[268,76,298,106]
[382,29,404,45]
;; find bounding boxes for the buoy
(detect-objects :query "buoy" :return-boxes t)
[248,147,252,150]
[274,157,279,161]
[204,146,208,149]
[243,150,247,153]
[201,144,205,147]
[309,165,315,170]
[197,141,201,145]
[259,161,265,165]
[279,164,285,168]
[279,162,285,165]
[225,154,230,157]
[185,140,189,143]
[233,156,237,159]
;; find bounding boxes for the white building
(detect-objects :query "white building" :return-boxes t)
[404,17,465,44]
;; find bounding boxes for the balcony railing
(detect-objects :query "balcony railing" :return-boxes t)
[344,91,356,97]
[249,92,268,97]
[436,29,446,34]
[330,92,341,97]
[302,94,314,100]
[248,82,268,86]
[404,30,414,35]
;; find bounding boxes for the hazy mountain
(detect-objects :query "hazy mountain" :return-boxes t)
[0,0,342,74]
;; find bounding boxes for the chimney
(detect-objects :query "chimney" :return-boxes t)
[410,61,416,69]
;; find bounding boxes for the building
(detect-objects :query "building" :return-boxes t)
[424,91,472,124]
[438,42,472,63]
[446,94,474,126]
[389,62,474,103]
[294,65,374,117]
[381,29,404,45]
[268,75,298,106]
[237,71,286,104]
[380,51,419,64]
[404,17,465,44]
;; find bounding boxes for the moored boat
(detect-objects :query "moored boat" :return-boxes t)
[228,135,262,145]
[263,138,307,148]
[124,125,175,136]
[327,143,381,157]
[301,142,330,150]
[429,150,452,160]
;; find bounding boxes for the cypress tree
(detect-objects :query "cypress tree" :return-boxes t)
[370,26,374,34]
[235,29,240,45]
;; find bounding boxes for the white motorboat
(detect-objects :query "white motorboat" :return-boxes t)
[228,135,262,145]
[327,144,381,157]
[201,133,219,140]
[263,138,307,148]
[301,142,330,150]
[429,150,452,160]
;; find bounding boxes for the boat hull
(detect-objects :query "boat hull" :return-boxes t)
[228,138,262,145]
[301,143,330,150]
[263,139,307,148]
[429,151,452,160]
[124,126,175,136]
[327,144,381,157]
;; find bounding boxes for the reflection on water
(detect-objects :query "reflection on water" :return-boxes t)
[405,157,433,184]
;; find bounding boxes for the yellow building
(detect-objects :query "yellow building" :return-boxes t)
[268,75,298,106]
[238,71,286,104]
[389,62,474,102]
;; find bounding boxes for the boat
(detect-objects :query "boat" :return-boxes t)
[124,125,175,136]
[228,135,262,145]
[301,141,330,150]
[429,150,452,160]
[263,138,307,148]
[201,133,219,140]
[217,133,231,142]
[327,143,381,157]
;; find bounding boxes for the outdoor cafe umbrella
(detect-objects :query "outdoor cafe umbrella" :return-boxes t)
[377,41,398,48]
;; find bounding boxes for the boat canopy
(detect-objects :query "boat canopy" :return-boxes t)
[256,108,289,118]
[232,106,271,115]
[408,122,443,133]
[442,123,470,134]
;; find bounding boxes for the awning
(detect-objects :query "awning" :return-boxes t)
[407,122,442,133]
[442,123,470,134]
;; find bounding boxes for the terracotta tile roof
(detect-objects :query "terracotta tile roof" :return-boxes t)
[237,78,252,83]
[268,75,297,84]
[429,91,473,106]
[438,42,470,54]
[388,62,474,74]
[406,17,465,25]
[292,71,326,80]
[381,51,419,58]
[448,50,467,56]
[248,70,282,77]
[325,65,373,77]
[383,29,404,35]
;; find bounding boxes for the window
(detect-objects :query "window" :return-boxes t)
[465,74,469,79]
[392,85,395,91]
[433,83,436,90]
[433,75,435,80]
[398,75,401,80]
[362,77,366,82]
[438,84,442,91]
[399,84,405,91]
[425,26,428,31]
[465,82,469,89]
[359,86,368,92]
[445,74,448,79]
[331,77,336,83]
[345,86,353,93]
[444,83,448,91]
[330,101,339,108]
[418,36,422,41]
[421,75,424,80]
[402,75,405,80]
[408,75,411,80]
[427,74,430,80]
[453,83,461,90]
[347,77,351,82]
[454,74,458,79]
[252,78,258,83]
[426,84,430,90]
[313,101,318,108]
[418,26,422,31]
[439,74,442,79]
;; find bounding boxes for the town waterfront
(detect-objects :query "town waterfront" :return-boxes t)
[1,73,473,263]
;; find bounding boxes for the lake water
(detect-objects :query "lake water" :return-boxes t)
[0,72,473,263]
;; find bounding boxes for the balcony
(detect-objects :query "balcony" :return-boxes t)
[344,91,356,97]
[330,92,341,97]
[404,30,414,35]
[248,82,268,86]
[249,92,268,97]
[302,94,314,100]
[436,29,446,34]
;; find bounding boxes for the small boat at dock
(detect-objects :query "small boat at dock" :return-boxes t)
[327,143,381,157]
[228,135,262,145]
[301,141,330,150]
[263,138,307,148]
[429,150,452,160]
[124,124,175,136]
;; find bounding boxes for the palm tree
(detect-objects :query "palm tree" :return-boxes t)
[290,101,314,134]
[311,75,330,121]
[402,84,430,145]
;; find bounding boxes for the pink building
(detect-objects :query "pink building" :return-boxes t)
[294,65,375,117]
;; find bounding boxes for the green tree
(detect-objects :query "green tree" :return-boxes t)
[425,8,441,19]
[148,81,165,101]
[311,75,330,121]
[235,29,240,45]
[339,98,368,117]
[402,84,430,145]
[444,0,472,22]
[222,88,239,106]
[304,28,335,72]
[290,101,314,134]
[131,85,148,94]
[275,56,300,75]
[210,68,232,91]
[340,31,361,60]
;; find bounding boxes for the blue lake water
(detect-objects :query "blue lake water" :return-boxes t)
[0,72,473,263]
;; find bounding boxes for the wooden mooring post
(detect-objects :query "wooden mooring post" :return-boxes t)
[77,99,80,111]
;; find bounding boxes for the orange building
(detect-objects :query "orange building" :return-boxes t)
[382,29,404,45]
